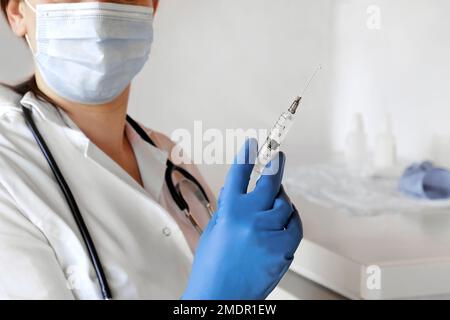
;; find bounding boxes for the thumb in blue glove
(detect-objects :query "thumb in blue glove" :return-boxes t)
[182,138,302,300]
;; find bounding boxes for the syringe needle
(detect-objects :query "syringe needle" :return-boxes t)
[287,66,322,115]
[248,65,322,191]
[300,65,322,97]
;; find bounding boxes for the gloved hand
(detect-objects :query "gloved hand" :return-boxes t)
[182,138,302,300]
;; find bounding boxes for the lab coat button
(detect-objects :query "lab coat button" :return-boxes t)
[162,227,171,237]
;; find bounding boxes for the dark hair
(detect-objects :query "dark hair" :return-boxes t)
[1,0,41,96]
[0,0,7,18]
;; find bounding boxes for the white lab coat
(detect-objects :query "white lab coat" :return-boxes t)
[0,85,216,299]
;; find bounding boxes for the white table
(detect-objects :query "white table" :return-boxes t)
[287,193,450,299]
[202,152,450,300]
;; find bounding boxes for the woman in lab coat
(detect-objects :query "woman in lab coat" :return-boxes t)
[0,0,302,299]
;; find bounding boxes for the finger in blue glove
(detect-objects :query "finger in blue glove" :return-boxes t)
[182,138,302,300]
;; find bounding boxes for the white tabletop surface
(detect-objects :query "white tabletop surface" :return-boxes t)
[285,169,450,299]
[202,151,450,299]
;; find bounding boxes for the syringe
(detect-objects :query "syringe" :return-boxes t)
[248,65,322,191]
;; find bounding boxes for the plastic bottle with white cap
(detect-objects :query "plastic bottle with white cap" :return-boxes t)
[374,114,397,170]
[345,113,368,174]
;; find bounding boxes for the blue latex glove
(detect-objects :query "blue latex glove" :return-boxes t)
[182,138,302,300]
[399,161,450,200]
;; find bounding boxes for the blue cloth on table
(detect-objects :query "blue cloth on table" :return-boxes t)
[399,161,450,200]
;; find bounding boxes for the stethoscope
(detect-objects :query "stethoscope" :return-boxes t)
[21,105,213,300]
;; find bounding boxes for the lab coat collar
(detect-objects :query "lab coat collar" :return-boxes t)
[20,91,168,200]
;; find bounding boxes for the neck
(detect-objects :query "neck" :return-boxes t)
[35,72,131,157]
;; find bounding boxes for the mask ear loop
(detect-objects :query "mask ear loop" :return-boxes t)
[23,0,36,55]
[24,0,36,13]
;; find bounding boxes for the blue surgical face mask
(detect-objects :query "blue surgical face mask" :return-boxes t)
[25,0,154,105]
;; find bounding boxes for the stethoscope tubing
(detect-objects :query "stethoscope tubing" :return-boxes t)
[21,106,211,300]
[22,106,113,300]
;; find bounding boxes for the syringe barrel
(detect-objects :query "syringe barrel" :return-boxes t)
[248,111,294,190]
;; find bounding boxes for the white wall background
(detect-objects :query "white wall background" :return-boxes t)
[1,0,449,194]
[330,0,450,167]
[0,12,33,82]
[130,0,334,193]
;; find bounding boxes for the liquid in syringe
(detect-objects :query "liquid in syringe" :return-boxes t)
[248,65,322,190]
